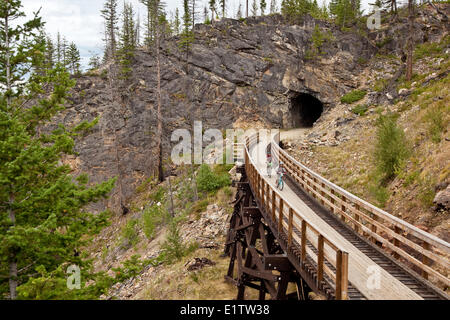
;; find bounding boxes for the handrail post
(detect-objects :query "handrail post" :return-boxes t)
[318,235,324,288]
[301,220,306,263]
[335,251,349,300]
[288,208,293,247]
[341,196,346,222]
[278,198,284,233]
[271,191,276,222]
[422,241,430,280]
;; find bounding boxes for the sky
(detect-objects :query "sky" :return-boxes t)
[21,0,374,69]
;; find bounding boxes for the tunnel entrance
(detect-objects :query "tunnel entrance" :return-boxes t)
[290,93,323,128]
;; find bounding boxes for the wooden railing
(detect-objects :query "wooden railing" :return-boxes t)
[270,132,450,289]
[242,134,349,300]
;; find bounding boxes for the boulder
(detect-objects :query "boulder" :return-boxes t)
[433,184,450,210]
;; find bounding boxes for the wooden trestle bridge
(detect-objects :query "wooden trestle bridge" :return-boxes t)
[224,132,450,300]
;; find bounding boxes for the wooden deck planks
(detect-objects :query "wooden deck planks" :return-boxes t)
[250,136,423,300]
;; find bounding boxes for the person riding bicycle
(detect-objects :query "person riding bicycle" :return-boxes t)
[277,161,286,189]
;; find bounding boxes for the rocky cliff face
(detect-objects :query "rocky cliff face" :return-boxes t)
[59,9,447,213]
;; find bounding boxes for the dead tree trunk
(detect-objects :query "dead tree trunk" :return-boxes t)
[406,0,415,81]
[155,0,164,183]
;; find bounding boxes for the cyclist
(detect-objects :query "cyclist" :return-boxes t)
[267,152,272,178]
[267,156,273,178]
[277,161,286,190]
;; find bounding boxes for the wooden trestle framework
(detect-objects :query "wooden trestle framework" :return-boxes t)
[225,166,323,300]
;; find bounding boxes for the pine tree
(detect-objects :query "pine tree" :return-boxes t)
[88,53,101,70]
[406,0,415,81]
[260,0,267,15]
[45,35,55,69]
[61,36,68,68]
[209,0,217,21]
[101,0,119,61]
[237,2,243,18]
[270,0,277,13]
[203,6,210,23]
[281,0,312,21]
[67,42,81,75]
[174,8,181,34]
[117,2,137,79]
[251,0,258,16]
[220,0,226,18]
[329,0,360,27]
[179,0,194,53]
[56,32,62,64]
[191,0,199,28]
[154,0,165,182]
[0,0,115,299]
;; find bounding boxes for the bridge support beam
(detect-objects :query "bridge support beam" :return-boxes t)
[225,168,311,300]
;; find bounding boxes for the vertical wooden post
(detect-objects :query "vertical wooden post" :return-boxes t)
[354,204,360,234]
[393,225,401,259]
[271,190,276,222]
[288,208,293,247]
[320,182,325,206]
[335,250,349,300]
[422,242,430,280]
[371,215,378,244]
[278,198,284,233]
[301,220,307,263]
[341,196,346,222]
[330,189,336,214]
[318,235,324,287]
[261,178,265,208]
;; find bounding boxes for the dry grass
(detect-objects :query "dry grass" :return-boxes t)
[137,247,259,300]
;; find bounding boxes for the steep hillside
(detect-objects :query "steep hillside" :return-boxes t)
[74,3,449,298]
[282,5,450,244]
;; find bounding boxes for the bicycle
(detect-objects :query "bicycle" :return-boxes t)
[276,172,284,191]
[267,162,272,178]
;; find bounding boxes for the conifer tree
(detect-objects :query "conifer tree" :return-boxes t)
[56,32,62,64]
[329,0,360,27]
[251,0,258,16]
[179,0,194,53]
[101,0,119,61]
[45,35,55,68]
[209,0,217,21]
[270,0,277,14]
[260,0,267,15]
[220,0,226,18]
[67,42,81,75]
[203,6,210,23]
[237,2,243,18]
[174,8,181,34]
[0,0,115,299]
[117,1,137,79]
[88,53,101,70]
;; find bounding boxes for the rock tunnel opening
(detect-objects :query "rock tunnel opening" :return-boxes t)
[290,93,323,128]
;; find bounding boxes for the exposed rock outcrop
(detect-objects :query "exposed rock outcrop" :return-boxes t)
[57,6,449,213]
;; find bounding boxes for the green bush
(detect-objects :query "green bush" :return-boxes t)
[374,114,410,180]
[341,90,367,104]
[120,218,140,248]
[196,164,231,193]
[425,107,445,143]
[351,104,368,116]
[189,199,209,217]
[160,222,198,265]
[369,182,390,208]
[142,204,167,239]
